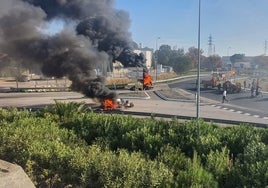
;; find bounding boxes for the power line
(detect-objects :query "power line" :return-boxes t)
[208,34,213,56]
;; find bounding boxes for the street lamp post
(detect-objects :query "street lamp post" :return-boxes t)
[196,0,201,119]
[155,37,160,83]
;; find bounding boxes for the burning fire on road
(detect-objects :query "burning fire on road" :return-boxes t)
[0,0,148,106]
[102,98,118,111]
[143,72,153,90]
[101,98,134,111]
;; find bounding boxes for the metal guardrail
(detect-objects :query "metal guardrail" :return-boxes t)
[95,110,268,128]
[10,87,70,92]
[106,84,128,90]
[6,74,208,93]
[107,74,208,90]
[154,74,208,84]
[13,105,267,128]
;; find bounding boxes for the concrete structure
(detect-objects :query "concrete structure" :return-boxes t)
[233,61,251,69]
[221,56,260,75]
[112,49,154,79]
[134,49,153,68]
[0,160,35,188]
[221,56,232,71]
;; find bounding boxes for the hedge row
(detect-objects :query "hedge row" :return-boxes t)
[0,102,267,187]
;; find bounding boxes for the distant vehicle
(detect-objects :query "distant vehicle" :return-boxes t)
[101,98,134,110]
[201,76,219,89]
[130,73,153,91]
[222,81,241,94]
[16,75,30,82]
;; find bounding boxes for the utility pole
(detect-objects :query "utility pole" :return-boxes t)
[196,0,201,119]
[208,34,213,56]
[155,37,160,83]
[264,40,267,56]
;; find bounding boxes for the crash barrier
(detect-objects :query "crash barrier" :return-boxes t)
[6,74,209,92]
[10,87,70,92]
[154,74,208,84]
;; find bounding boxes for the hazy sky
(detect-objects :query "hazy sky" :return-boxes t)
[115,0,268,57]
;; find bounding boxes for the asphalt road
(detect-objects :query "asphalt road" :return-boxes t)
[0,82,267,125]
[0,78,268,124]
[168,79,268,118]
[0,92,95,109]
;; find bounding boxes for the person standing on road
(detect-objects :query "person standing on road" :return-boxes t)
[255,80,262,97]
[222,90,229,103]
[244,80,247,91]
[251,79,257,97]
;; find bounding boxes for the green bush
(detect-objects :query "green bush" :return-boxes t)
[216,125,260,160]
[0,108,173,187]
[0,103,268,187]
[204,147,232,186]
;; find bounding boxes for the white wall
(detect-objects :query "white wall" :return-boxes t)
[134,49,153,68]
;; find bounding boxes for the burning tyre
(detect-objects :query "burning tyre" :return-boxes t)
[101,98,134,111]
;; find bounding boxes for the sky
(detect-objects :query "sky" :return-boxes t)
[115,0,268,57]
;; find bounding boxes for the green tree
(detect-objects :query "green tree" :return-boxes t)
[170,56,192,73]
[176,48,185,57]
[202,55,223,70]
[253,55,268,69]
[155,44,189,71]
[156,45,172,66]
[186,46,204,68]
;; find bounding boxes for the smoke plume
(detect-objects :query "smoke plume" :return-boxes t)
[0,0,146,100]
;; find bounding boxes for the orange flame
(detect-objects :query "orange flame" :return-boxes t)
[102,98,118,110]
[143,73,152,87]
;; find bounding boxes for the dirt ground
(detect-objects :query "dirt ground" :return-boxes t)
[0,77,71,92]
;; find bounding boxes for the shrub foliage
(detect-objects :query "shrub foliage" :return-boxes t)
[0,102,267,187]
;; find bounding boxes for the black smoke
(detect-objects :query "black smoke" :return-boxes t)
[0,0,147,100]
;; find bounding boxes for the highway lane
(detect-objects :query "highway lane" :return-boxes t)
[0,85,267,125]
[0,92,95,108]
[168,79,268,118]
